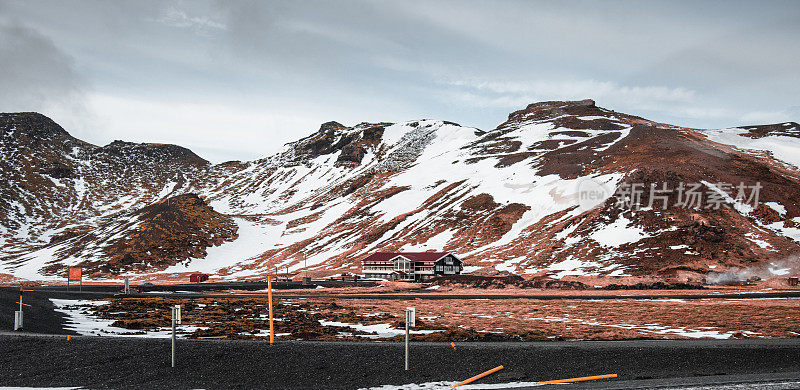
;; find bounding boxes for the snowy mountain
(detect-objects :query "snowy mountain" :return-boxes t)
[1,101,799,282]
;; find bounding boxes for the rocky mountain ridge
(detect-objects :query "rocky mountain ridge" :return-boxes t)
[1,101,799,283]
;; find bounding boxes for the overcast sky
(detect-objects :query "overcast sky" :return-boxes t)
[1,0,798,162]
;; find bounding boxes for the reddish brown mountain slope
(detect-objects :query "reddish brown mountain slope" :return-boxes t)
[2,102,799,282]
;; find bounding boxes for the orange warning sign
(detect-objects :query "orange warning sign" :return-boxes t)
[68,268,82,281]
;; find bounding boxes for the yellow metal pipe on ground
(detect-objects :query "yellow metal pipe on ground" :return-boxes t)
[536,373,617,385]
[451,365,504,388]
[268,276,274,344]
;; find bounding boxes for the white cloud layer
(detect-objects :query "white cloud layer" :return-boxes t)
[0,0,798,161]
[84,93,333,163]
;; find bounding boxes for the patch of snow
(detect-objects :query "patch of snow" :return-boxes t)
[554,223,579,243]
[159,217,283,276]
[51,299,207,338]
[745,232,774,250]
[461,266,482,274]
[703,127,800,169]
[608,269,630,276]
[764,222,800,242]
[589,216,651,247]
[547,257,602,279]
[765,202,787,216]
[528,315,745,340]
[400,229,455,252]
[3,245,67,281]
[156,180,178,200]
[318,320,442,339]
[702,180,753,214]
[494,256,525,273]
[769,266,791,276]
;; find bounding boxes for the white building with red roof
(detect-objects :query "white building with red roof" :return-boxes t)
[361,252,463,281]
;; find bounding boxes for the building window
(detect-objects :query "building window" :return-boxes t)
[394,258,412,272]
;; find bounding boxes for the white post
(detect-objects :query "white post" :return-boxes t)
[15,288,23,331]
[14,311,23,331]
[171,305,180,368]
[171,308,176,368]
[123,278,130,294]
[405,310,409,371]
[404,307,415,371]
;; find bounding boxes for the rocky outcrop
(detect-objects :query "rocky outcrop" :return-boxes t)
[737,122,800,139]
[41,194,237,276]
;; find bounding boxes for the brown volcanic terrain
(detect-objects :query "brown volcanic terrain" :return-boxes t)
[38,194,238,277]
[59,295,800,341]
[1,100,799,283]
[0,113,210,265]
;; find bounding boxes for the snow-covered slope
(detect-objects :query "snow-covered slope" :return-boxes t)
[2,102,800,282]
[702,122,800,169]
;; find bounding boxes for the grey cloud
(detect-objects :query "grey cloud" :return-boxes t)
[0,23,85,111]
[0,22,87,114]
[0,0,798,161]
[155,7,226,33]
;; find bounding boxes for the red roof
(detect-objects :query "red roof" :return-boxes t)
[362,252,451,263]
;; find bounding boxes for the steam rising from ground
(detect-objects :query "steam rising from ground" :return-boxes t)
[706,256,798,284]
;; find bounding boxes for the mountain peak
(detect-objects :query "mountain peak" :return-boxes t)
[318,121,347,133]
[505,99,599,123]
[96,139,208,166]
[1,112,71,142]
[527,99,596,109]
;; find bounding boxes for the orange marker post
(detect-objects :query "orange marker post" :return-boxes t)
[14,286,24,331]
[268,276,274,344]
[451,365,504,388]
[450,342,456,350]
[536,373,617,385]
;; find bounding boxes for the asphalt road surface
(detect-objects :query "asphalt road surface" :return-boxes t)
[0,288,70,335]
[1,335,800,389]
[3,286,800,389]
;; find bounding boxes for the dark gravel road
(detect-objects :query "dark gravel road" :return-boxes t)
[0,288,70,335]
[2,335,800,389]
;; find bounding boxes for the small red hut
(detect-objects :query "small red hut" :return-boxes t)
[189,273,209,283]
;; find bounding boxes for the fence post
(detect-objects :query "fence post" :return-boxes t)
[405,312,409,370]
[171,304,180,367]
[171,307,176,367]
[15,287,24,331]
[268,276,274,344]
[405,307,415,371]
